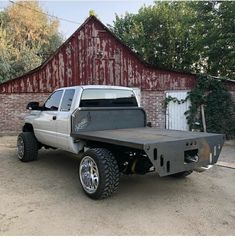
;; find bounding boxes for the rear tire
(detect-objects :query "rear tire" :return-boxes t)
[79,148,120,199]
[17,132,38,162]
[170,170,193,178]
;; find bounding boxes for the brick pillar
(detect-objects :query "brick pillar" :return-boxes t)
[141,90,166,129]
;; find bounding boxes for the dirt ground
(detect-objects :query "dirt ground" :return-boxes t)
[0,136,234,236]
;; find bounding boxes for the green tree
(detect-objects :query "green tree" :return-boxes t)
[110,1,235,79]
[0,28,12,82]
[204,2,235,78]
[110,2,201,72]
[0,1,63,83]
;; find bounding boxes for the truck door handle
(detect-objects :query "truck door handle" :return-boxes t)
[52,116,57,120]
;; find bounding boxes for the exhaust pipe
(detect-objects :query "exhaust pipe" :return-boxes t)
[194,165,213,173]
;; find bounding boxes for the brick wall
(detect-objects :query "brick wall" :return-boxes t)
[141,91,166,128]
[0,91,166,134]
[0,93,50,134]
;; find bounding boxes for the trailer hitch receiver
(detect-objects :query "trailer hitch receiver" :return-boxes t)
[184,149,199,163]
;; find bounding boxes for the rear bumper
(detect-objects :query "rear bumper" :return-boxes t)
[144,133,224,177]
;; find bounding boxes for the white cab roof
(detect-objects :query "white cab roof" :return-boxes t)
[56,85,133,91]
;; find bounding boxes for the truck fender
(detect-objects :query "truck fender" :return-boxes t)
[22,123,34,133]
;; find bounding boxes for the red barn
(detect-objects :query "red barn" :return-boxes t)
[0,16,234,133]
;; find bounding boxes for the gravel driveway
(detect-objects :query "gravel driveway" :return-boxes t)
[0,136,234,235]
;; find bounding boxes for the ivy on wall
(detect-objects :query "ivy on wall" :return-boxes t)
[165,75,235,138]
[164,96,188,108]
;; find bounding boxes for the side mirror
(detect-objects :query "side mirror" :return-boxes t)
[26,101,40,110]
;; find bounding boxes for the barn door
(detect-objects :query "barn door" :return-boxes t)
[166,91,190,131]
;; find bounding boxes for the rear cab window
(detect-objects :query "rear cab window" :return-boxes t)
[60,89,75,111]
[79,89,138,107]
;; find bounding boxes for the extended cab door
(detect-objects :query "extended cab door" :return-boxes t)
[33,90,63,147]
[55,88,76,150]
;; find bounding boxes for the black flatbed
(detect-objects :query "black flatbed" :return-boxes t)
[71,107,224,176]
[75,127,222,149]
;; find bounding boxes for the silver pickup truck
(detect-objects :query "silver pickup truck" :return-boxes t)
[17,85,224,199]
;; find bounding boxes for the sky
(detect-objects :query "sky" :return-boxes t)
[0,0,154,39]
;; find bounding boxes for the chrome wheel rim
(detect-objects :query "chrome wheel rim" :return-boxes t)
[79,156,99,194]
[17,136,24,159]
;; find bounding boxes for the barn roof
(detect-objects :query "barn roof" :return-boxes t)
[0,15,233,93]
[0,16,194,88]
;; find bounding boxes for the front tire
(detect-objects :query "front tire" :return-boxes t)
[79,148,120,199]
[17,132,38,162]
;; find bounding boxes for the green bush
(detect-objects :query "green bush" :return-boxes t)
[185,75,235,138]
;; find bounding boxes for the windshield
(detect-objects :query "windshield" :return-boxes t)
[79,89,138,107]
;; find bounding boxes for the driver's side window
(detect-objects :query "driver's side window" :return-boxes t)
[44,90,63,111]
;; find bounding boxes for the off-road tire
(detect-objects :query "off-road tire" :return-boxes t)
[170,170,193,178]
[17,132,38,162]
[79,148,120,200]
